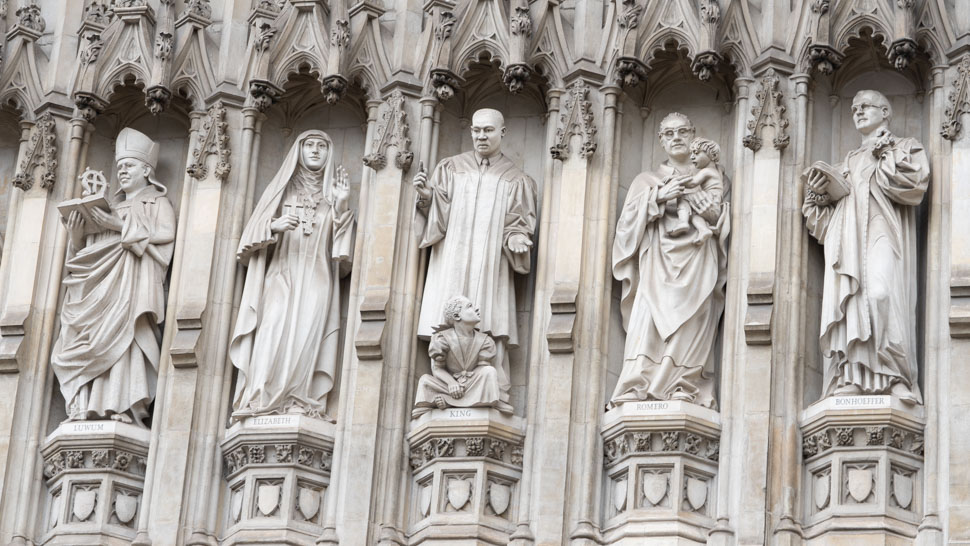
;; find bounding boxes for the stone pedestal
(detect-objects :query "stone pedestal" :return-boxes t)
[406,408,526,545]
[219,415,335,545]
[799,396,925,544]
[39,420,150,545]
[599,401,721,545]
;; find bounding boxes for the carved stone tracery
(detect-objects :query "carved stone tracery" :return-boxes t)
[942,56,970,140]
[743,68,790,151]
[550,81,597,160]
[363,90,413,171]
[187,101,231,182]
[13,112,57,192]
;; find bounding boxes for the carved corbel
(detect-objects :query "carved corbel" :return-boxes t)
[942,56,970,141]
[614,0,646,88]
[12,112,57,192]
[248,80,283,112]
[145,0,176,115]
[322,19,350,104]
[428,8,460,101]
[179,0,212,21]
[362,90,414,171]
[355,292,388,361]
[550,81,597,160]
[74,92,108,122]
[889,0,918,70]
[13,3,45,33]
[743,69,790,152]
[503,0,533,94]
[808,45,843,75]
[693,0,720,81]
[186,101,230,183]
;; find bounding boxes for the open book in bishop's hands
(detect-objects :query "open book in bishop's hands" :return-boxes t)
[801,161,852,201]
[57,168,111,236]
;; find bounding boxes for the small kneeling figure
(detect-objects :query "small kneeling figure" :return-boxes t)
[412,296,514,418]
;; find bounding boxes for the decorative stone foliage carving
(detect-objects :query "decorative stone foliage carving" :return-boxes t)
[801,425,925,460]
[550,81,597,160]
[363,90,413,171]
[744,69,790,151]
[603,430,720,465]
[154,32,174,61]
[44,449,146,480]
[13,112,56,192]
[79,34,104,65]
[83,2,112,26]
[942,56,970,141]
[224,442,333,476]
[186,101,230,182]
[180,0,212,20]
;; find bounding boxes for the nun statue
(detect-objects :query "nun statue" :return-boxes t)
[51,128,176,426]
[229,130,355,422]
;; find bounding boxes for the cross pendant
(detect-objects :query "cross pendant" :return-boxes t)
[283,204,316,235]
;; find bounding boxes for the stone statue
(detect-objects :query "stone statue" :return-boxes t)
[413,108,537,403]
[802,89,928,404]
[412,296,514,418]
[51,128,176,426]
[610,113,730,409]
[229,130,354,421]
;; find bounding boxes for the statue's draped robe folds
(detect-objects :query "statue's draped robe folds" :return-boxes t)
[611,163,730,408]
[414,328,502,411]
[51,185,175,423]
[230,130,354,419]
[418,152,538,392]
[802,135,928,399]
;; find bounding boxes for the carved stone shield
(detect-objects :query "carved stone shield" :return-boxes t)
[814,474,830,510]
[489,483,511,516]
[256,483,281,516]
[642,473,667,506]
[419,485,432,517]
[893,473,913,509]
[685,477,707,511]
[847,468,872,503]
[114,491,138,524]
[447,478,471,511]
[230,489,243,523]
[612,478,627,512]
[297,487,320,520]
[73,489,97,522]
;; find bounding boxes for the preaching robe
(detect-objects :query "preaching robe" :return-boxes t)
[418,152,538,346]
[414,328,502,410]
[802,135,928,399]
[610,162,730,408]
[51,185,175,423]
[230,130,354,420]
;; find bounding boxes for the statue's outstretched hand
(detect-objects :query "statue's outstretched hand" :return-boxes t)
[334,165,351,214]
[507,233,533,254]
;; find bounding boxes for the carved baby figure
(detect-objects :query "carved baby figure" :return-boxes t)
[668,137,724,245]
[412,296,514,418]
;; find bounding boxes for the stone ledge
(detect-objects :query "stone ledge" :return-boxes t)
[601,400,721,440]
[800,396,925,435]
[408,408,526,446]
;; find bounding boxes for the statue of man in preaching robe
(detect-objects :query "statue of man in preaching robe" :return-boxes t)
[51,128,176,426]
[610,113,730,409]
[802,90,928,404]
[413,108,538,403]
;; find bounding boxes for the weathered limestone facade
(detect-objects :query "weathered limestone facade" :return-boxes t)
[0,0,969,545]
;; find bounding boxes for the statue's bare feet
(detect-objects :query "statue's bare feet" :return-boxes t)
[433,396,447,410]
[692,227,712,246]
[110,413,132,424]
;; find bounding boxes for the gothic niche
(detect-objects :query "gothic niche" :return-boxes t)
[602,43,736,544]
[797,32,932,539]
[42,84,191,543]
[406,56,547,544]
[220,71,366,543]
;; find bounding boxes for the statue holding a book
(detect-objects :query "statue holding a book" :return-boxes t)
[802,89,929,404]
[51,128,176,425]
